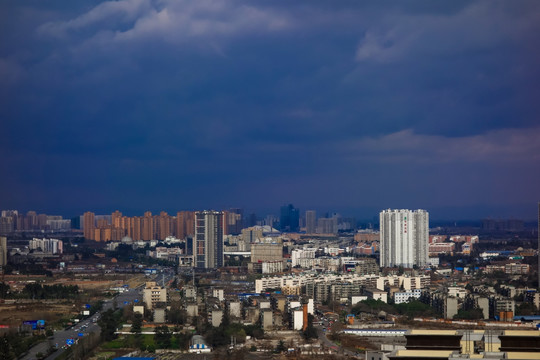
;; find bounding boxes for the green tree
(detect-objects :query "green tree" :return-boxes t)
[516,302,537,316]
[0,283,10,298]
[224,323,247,343]
[395,300,436,319]
[243,324,264,339]
[275,340,286,353]
[98,309,121,341]
[131,313,143,334]
[454,308,484,320]
[175,332,193,350]
[205,327,228,348]
[0,335,13,360]
[167,308,186,325]
[154,325,171,349]
[303,314,318,340]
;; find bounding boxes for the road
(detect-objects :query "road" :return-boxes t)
[20,285,145,360]
[315,324,358,357]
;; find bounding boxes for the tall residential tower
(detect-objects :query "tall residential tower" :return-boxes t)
[305,210,317,234]
[379,209,429,268]
[194,210,224,269]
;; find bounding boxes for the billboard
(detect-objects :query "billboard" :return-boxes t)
[23,320,45,330]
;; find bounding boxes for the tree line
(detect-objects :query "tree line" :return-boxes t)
[0,282,79,299]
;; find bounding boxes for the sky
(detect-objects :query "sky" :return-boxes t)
[1,0,540,220]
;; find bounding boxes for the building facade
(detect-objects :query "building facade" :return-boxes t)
[305,210,316,234]
[0,236,7,269]
[194,210,224,269]
[379,209,429,268]
[280,204,299,232]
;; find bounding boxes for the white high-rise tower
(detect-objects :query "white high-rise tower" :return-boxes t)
[379,209,429,268]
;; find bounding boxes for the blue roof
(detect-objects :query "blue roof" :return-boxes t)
[513,315,540,321]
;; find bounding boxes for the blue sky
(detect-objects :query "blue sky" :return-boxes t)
[1,0,539,219]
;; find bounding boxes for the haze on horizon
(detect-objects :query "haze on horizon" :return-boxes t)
[1,1,539,220]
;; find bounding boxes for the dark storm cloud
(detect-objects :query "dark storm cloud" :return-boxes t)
[1,0,539,219]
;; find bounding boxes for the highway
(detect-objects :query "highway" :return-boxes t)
[20,284,144,360]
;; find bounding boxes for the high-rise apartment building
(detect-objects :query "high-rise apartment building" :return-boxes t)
[176,211,195,240]
[317,216,338,234]
[194,211,224,269]
[111,210,122,228]
[306,210,316,234]
[158,211,171,240]
[379,209,429,268]
[142,211,153,241]
[83,212,95,240]
[0,236,7,269]
[25,211,38,230]
[223,209,243,235]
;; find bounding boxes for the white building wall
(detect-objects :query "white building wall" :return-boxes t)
[293,309,304,330]
[380,209,428,268]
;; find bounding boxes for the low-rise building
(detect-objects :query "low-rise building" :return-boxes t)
[364,288,388,303]
[394,289,422,304]
[143,282,167,310]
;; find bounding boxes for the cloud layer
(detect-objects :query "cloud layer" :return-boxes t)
[1,0,539,219]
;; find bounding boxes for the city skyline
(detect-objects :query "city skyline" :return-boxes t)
[1,204,539,223]
[1,1,540,220]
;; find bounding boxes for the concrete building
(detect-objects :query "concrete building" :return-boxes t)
[133,306,145,315]
[245,307,259,323]
[261,260,283,273]
[186,303,199,317]
[250,237,283,273]
[317,217,338,234]
[380,209,429,268]
[229,301,241,318]
[447,287,467,298]
[143,282,167,310]
[251,237,283,262]
[83,212,95,240]
[463,294,489,319]
[184,285,197,300]
[29,238,63,254]
[394,289,422,304]
[210,310,223,327]
[388,329,540,359]
[212,288,224,301]
[241,227,263,244]
[305,210,316,234]
[261,308,273,329]
[194,210,224,269]
[445,297,459,319]
[292,308,304,330]
[364,288,388,303]
[259,300,271,309]
[291,248,316,267]
[351,295,368,305]
[256,272,430,295]
[0,236,6,269]
[153,308,166,323]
